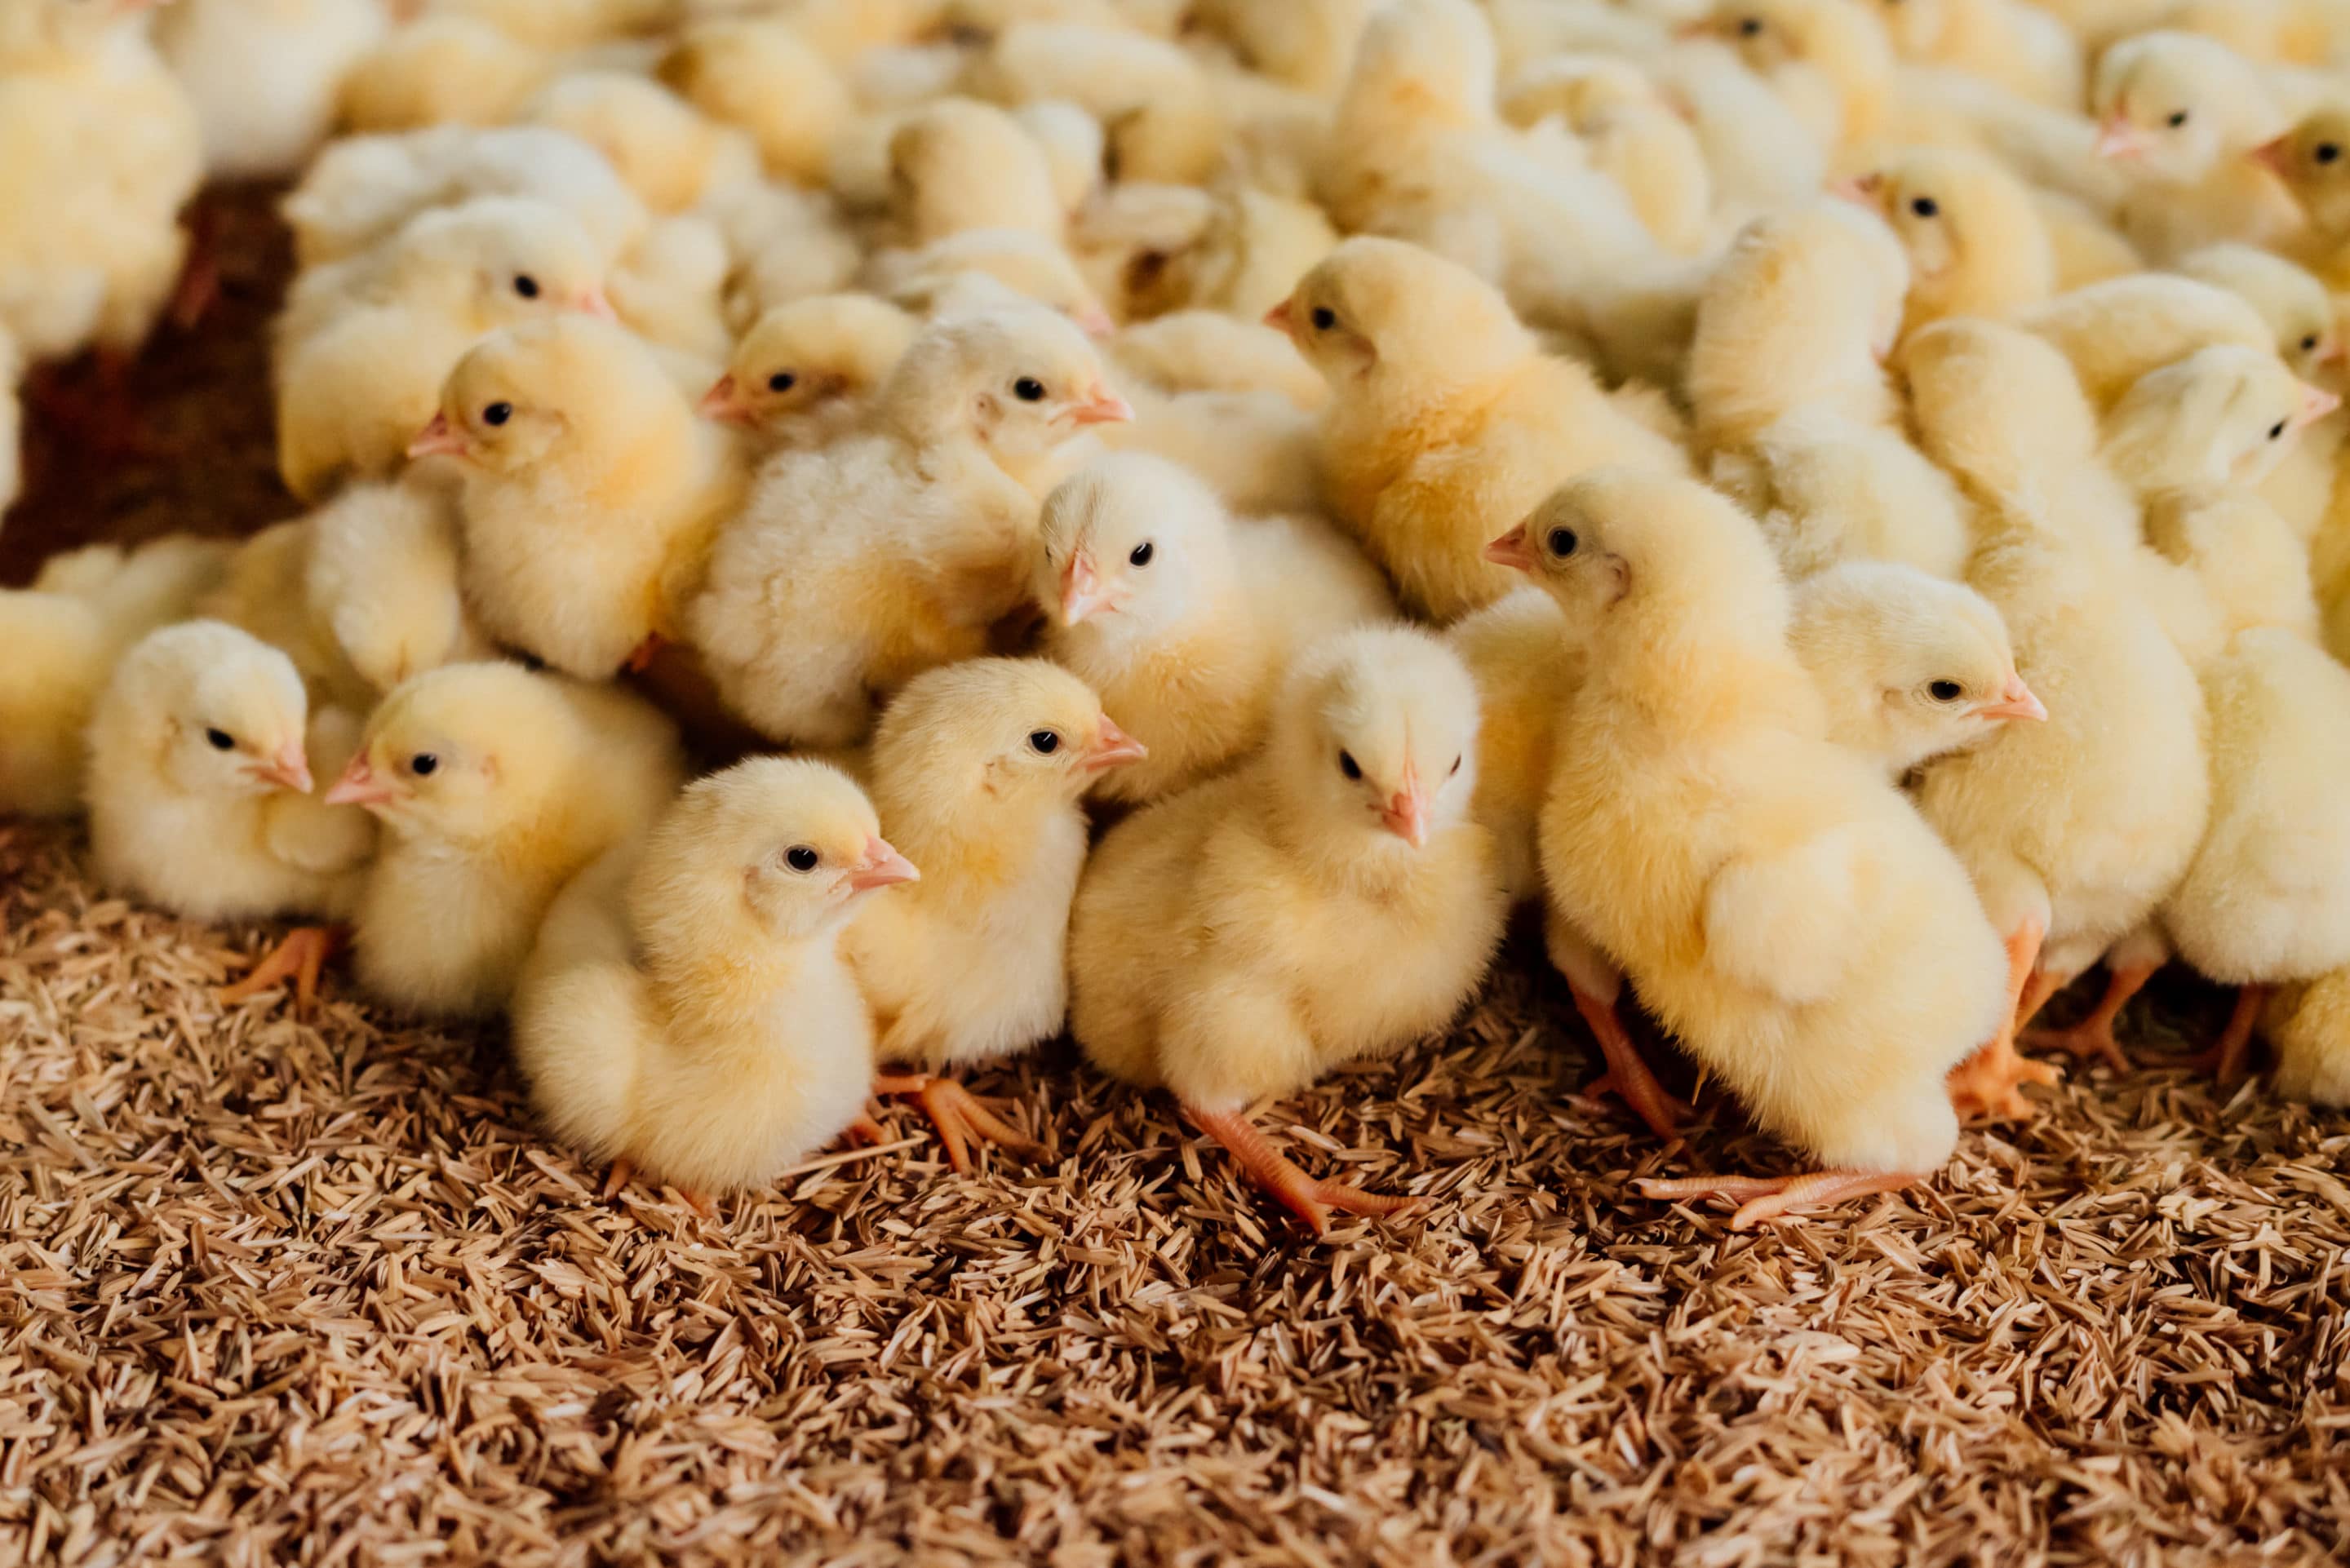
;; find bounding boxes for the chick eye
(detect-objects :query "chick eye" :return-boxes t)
[1013,377,1046,402]
[1128,541,1154,567]
[2304,335,2322,352]
[1909,196,1940,218]
[2270,420,2288,440]
[785,844,819,872]
[1927,680,1964,702]
[1545,525,1578,556]
[2320,141,2343,164]
[206,727,235,751]
[767,370,796,393]
[1450,755,1463,776]
[409,753,438,776]
[1339,749,1362,780]
[2167,110,2189,128]
[1310,306,1337,330]
[1737,16,1762,34]
[1028,729,1061,754]
[483,401,512,427]
[513,274,540,299]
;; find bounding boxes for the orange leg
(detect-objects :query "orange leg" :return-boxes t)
[2023,962,2159,1074]
[841,1112,889,1147]
[1569,984,1691,1141]
[1638,1168,1921,1229]
[2184,984,2265,1083]
[1184,1104,1413,1238]
[621,631,666,675]
[171,202,222,331]
[601,1156,635,1199]
[1949,919,2063,1121]
[872,1072,1045,1174]
[677,1188,716,1219]
[217,925,345,1012]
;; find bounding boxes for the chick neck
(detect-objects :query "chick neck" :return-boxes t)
[632,863,826,1034]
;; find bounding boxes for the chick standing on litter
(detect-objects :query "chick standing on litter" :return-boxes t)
[512,757,918,1215]
[1070,626,1506,1235]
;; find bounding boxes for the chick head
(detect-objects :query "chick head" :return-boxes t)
[871,658,1145,817]
[395,197,614,323]
[887,99,1061,242]
[1692,0,1888,82]
[882,306,1133,461]
[109,622,315,801]
[2177,243,2341,379]
[2253,102,2350,236]
[1035,453,1234,643]
[1343,0,1499,119]
[1266,625,1480,855]
[2104,343,2339,490]
[1271,237,1532,392]
[2092,31,2274,184]
[632,756,917,949]
[415,316,668,472]
[325,662,579,844]
[1841,148,2039,298]
[703,294,919,430]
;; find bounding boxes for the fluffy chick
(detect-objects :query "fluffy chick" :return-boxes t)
[1277,237,1687,622]
[2263,968,2350,1104]
[657,18,850,187]
[1035,454,1394,803]
[157,0,386,180]
[2255,100,2350,245]
[1070,625,1506,1235]
[885,97,1066,246]
[335,16,545,134]
[325,662,685,1019]
[2091,30,2303,256]
[1842,147,2055,332]
[2019,272,2276,409]
[522,71,760,216]
[1108,311,1323,409]
[1443,586,1576,905]
[423,316,745,678]
[512,757,917,1211]
[1867,0,2082,106]
[2176,241,2343,377]
[2099,343,2338,495]
[1710,405,1975,582]
[699,293,919,451]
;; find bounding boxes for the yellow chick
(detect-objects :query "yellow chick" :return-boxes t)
[2019,272,2277,410]
[966,21,1223,186]
[0,0,202,365]
[1789,560,2046,778]
[1013,100,1105,217]
[1034,453,1395,803]
[1651,40,1832,220]
[2091,30,2301,257]
[156,0,385,179]
[0,536,232,817]
[512,757,918,1212]
[689,306,1131,746]
[1865,0,2082,106]
[699,293,919,451]
[1275,237,1687,622]
[335,16,547,134]
[523,71,761,217]
[1503,470,2011,1226]
[884,97,1066,246]
[1097,382,1324,517]
[1106,184,1340,327]
[1710,405,1975,582]
[604,213,734,372]
[846,658,1144,1170]
[2145,483,2324,645]
[867,225,1113,335]
[1108,310,1323,410]
[1841,147,2055,333]
[2254,100,2350,248]
[421,315,745,679]
[325,662,685,1020]
[1069,625,1507,1236]
[275,196,614,503]
[2099,343,2339,495]
[2262,969,2350,1104]
[709,179,863,325]
[2176,241,2343,378]
[1443,585,1576,906]
[658,18,850,188]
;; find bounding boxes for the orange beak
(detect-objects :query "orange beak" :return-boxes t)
[1264,299,1297,339]
[251,738,313,795]
[1829,172,1882,207]
[406,412,468,460]
[1483,524,1538,572]
[573,287,616,318]
[1069,387,1134,426]
[1083,715,1149,773]
[2249,135,2293,177]
[845,835,920,893]
[2296,382,2343,427]
[1058,552,1116,625]
[1978,675,2048,724]
[1381,758,1430,848]
[699,374,754,424]
[2319,338,2346,366]
[2094,114,2156,161]
[323,755,399,808]
[1075,304,1116,339]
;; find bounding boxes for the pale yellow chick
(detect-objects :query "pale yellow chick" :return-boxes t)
[335,16,547,134]
[2254,100,2350,249]
[2176,241,2343,377]
[867,226,1112,335]
[2099,343,2338,495]
[658,18,850,188]
[699,293,919,452]
[1866,0,2082,105]
[884,97,1066,246]
[1443,586,1576,906]
[523,71,761,217]
[2019,272,2276,410]
[2091,30,2302,257]
[1108,311,1323,410]
[1842,147,2055,333]
[2262,969,2350,1104]
[157,0,386,180]
[1709,405,1976,582]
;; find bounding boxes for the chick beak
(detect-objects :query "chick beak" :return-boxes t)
[251,740,313,795]
[1059,552,1115,624]
[1263,299,1297,339]
[406,412,469,459]
[1483,524,1538,573]
[2296,382,2343,427]
[845,835,920,893]
[699,374,753,424]
[2094,115,2153,161]
[2250,135,2293,177]
[323,756,398,808]
[1978,675,2048,724]
[574,286,617,319]
[1083,715,1149,773]
[1069,387,1135,426]
[1829,172,1882,208]
[2321,339,2346,366]
[1381,760,1430,849]
[1075,304,1116,339]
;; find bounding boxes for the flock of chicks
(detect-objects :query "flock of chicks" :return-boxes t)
[10,0,2350,1235]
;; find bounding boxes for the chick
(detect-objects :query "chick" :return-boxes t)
[512,757,918,1211]
[2099,343,2338,495]
[326,662,685,1020]
[689,307,1130,746]
[1867,0,2082,107]
[2018,272,2276,410]
[867,226,1112,335]
[523,71,760,217]
[2254,100,2350,245]
[2175,241,2343,377]
[1102,184,1340,327]
[1505,471,2011,1226]
[1709,406,1976,582]
[1099,383,1324,516]
[699,293,919,450]
[1035,454,1395,803]
[2091,31,2302,257]
[1841,148,2055,333]
[1186,0,1370,94]
[1443,586,1576,906]
[275,196,613,503]
[1069,626,1506,1236]
[964,21,1224,186]
[1275,237,1687,622]
[1107,311,1323,410]
[845,659,1142,1170]
[2263,968,2350,1104]
[657,18,850,188]
[156,0,385,180]
[422,316,745,679]
[0,537,233,817]
[1651,39,1831,221]
[884,98,1066,246]
[335,16,546,134]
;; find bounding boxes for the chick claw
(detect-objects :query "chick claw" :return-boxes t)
[1947,1034,2063,1122]
[217,925,344,1013]
[2182,984,2265,1083]
[1185,1105,1415,1239]
[1638,1169,1918,1229]
[2022,1017,2131,1075]
[1573,994,1692,1142]
[872,1072,1046,1174]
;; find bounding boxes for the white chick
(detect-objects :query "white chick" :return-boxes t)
[1035,454,1395,803]
[699,293,919,452]
[156,0,385,180]
[512,757,918,1212]
[1069,625,1507,1236]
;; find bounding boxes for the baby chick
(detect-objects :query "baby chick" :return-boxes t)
[335,16,548,134]
[2255,100,2350,247]
[1709,405,1976,582]
[2263,969,2350,1105]
[325,662,685,1019]
[512,757,918,1213]
[846,659,1143,1171]
[1108,311,1324,410]
[883,97,1066,246]
[1035,453,1394,803]
[1841,148,2055,332]
[689,307,1129,746]
[1444,586,1577,908]
[2099,343,2338,495]
[156,0,386,180]
[522,71,760,217]
[657,17,850,187]
[1868,0,2082,107]
[2176,241,2343,377]
[423,315,745,679]
[1275,237,1687,622]
[1070,626,1506,1235]
[1505,471,2011,1225]
[2091,30,2299,259]
[700,293,919,451]
[2019,272,2277,410]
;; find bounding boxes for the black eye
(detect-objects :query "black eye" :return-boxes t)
[1450,755,1462,776]
[1310,306,1336,330]
[1737,16,1762,34]
[785,844,819,872]
[2167,110,2188,128]
[2270,420,2288,440]
[483,401,512,426]
[766,370,796,392]
[1028,729,1060,754]
[2303,335,2321,352]
[409,753,438,776]
[206,727,235,751]
[1545,525,1578,556]
[1927,680,1963,702]
[1013,377,1045,402]
[1909,196,1939,218]
[1339,750,1362,780]
[513,274,539,299]
[1128,541,1154,567]
[2319,141,2342,164]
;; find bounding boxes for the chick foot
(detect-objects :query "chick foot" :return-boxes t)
[2183,984,2265,1083]
[1638,1169,1920,1228]
[2023,963,2158,1074]
[872,1072,1045,1174]
[1948,1034,2062,1121]
[1185,1105,1414,1239]
[1571,985,1690,1141]
[600,1157,635,1199]
[217,924,345,1012]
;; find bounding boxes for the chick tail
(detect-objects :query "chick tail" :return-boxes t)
[1636,1168,1923,1229]
[1184,1104,1413,1239]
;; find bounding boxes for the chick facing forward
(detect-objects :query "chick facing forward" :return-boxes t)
[512,757,918,1213]
[1070,625,1507,1236]
[325,662,686,1020]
